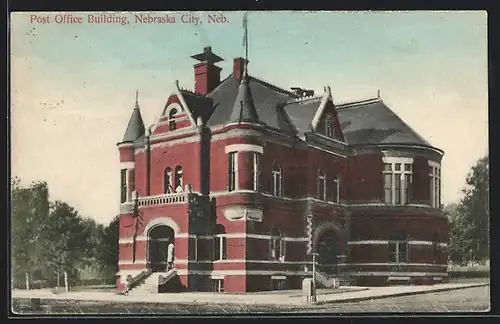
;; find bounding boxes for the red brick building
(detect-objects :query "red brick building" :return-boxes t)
[116,47,448,293]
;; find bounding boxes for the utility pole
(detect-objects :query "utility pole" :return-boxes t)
[311,252,318,302]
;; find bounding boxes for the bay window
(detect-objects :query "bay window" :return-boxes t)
[429,161,441,208]
[382,158,413,205]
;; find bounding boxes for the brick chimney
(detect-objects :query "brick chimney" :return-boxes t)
[233,57,249,82]
[191,47,223,95]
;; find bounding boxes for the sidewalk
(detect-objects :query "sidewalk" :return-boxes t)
[11,282,488,306]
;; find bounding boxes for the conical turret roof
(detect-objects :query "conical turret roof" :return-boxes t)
[228,69,259,123]
[121,91,146,143]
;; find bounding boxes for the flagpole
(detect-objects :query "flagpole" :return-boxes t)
[243,12,249,75]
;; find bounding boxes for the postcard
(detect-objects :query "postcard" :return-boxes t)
[10,10,489,315]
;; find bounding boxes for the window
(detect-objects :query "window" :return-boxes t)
[388,232,408,264]
[271,278,287,290]
[429,162,441,208]
[325,114,334,138]
[213,224,227,261]
[383,159,413,205]
[228,152,237,192]
[252,153,261,191]
[174,166,183,192]
[120,169,127,203]
[270,227,285,261]
[332,174,341,203]
[164,167,172,194]
[211,279,224,293]
[168,108,177,131]
[318,169,326,200]
[272,162,282,196]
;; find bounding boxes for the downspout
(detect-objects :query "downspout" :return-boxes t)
[145,127,151,196]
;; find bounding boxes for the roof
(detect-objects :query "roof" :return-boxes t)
[283,96,322,137]
[336,98,431,146]
[121,105,145,143]
[174,72,432,148]
[205,73,298,135]
[228,73,259,123]
[179,89,214,121]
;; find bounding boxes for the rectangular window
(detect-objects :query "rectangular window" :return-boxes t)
[214,236,227,261]
[383,160,413,205]
[252,153,260,191]
[211,279,224,293]
[332,174,340,203]
[394,174,401,204]
[389,241,408,263]
[429,164,441,208]
[404,174,412,204]
[120,169,127,203]
[228,152,236,192]
[384,174,392,204]
[271,279,287,291]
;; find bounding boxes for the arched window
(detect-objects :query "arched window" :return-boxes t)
[318,169,326,200]
[174,166,183,192]
[169,108,177,131]
[389,232,408,264]
[213,224,227,261]
[325,114,334,138]
[272,162,282,196]
[164,167,172,194]
[270,227,285,261]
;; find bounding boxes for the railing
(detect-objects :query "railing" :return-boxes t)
[137,192,186,206]
[127,269,152,291]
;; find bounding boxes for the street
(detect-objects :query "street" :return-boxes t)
[305,285,490,313]
[12,285,490,314]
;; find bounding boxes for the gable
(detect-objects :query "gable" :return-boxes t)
[151,94,193,136]
[315,101,345,143]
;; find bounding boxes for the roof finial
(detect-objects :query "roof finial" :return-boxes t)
[135,89,139,108]
[377,89,381,99]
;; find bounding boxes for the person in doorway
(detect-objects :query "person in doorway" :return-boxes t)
[166,239,175,271]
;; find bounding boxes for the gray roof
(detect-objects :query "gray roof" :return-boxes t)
[336,98,431,146]
[229,74,259,123]
[177,72,431,148]
[180,90,214,122]
[205,74,298,134]
[283,97,322,137]
[121,105,146,143]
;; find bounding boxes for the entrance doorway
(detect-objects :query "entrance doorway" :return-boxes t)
[148,225,175,272]
[317,230,340,274]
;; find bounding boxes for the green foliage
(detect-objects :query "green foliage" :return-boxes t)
[447,155,489,263]
[11,178,119,288]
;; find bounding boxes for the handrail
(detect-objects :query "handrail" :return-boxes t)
[127,269,152,291]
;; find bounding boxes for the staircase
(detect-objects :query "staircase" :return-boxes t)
[128,269,177,295]
[315,271,339,288]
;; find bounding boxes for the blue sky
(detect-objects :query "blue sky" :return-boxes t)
[11,11,488,223]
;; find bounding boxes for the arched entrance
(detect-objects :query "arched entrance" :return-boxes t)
[316,230,341,274]
[148,225,175,272]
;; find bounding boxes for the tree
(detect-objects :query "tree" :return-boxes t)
[447,155,489,263]
[97,216,119,280]
[39,201,89,284]
[11,178,50,286]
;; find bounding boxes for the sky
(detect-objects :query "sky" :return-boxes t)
[10,11,488,224]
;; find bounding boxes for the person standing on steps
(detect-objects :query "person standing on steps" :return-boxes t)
[166,238,175,271]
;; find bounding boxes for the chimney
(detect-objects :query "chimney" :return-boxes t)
[191,47,224,95]
[233,57,249,82]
